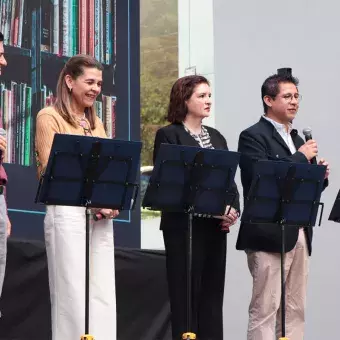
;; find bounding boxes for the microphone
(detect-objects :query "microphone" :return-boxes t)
[302,127,317,164]
[0,128,6,162]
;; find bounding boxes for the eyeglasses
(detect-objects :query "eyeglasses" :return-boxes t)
[280,93,302,103]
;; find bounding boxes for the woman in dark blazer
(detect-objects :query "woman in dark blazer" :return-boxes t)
[153,75,240,340]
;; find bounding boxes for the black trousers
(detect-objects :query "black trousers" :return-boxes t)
[163,224,227,340]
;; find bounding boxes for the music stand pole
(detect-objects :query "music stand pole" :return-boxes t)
[182,208,196,340]
[81,207,93,340]
[279,220,288,340]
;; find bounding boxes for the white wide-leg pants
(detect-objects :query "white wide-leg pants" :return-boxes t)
[44,205,116,340]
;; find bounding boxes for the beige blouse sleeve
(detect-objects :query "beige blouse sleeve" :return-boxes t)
[35,113,61,177]
[95,116,108,138]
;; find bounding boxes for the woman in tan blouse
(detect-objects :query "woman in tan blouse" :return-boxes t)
[35,55,118,340]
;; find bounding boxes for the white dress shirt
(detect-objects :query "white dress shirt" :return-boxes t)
[263,115,297,154]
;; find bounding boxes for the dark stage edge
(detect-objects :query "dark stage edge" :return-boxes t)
[0,239,171,340]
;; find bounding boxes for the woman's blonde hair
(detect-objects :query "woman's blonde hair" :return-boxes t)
[54,54,104,129]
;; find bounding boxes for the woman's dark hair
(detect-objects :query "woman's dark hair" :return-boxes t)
[0,32,4,42]
[167,75,210,123]
[261,74,299,113]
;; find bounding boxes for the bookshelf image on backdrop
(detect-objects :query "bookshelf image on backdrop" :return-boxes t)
[0,0,117,167]
[0,0,142,245]
[0,0,32,165]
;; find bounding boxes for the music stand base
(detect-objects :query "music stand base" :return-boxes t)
[182,332,196,339]
[81,335,94,340]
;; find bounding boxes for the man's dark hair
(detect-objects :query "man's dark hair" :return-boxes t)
[261,74,299,113]
[0,32,3,42]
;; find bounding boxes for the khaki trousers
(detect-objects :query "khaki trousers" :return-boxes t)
[247,228,309,340]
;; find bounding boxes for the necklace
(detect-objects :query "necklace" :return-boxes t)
[75,112,86,120]
[75,113,92,136]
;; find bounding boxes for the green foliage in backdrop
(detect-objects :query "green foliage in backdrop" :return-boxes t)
[140,0,178,166]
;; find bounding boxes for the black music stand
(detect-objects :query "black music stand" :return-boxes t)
[35,134,141,340]
[329,190,340,223]
[241,160,326,340]
[142,143,240,340]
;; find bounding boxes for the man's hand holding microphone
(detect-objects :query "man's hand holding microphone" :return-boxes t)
[300,128,330,179]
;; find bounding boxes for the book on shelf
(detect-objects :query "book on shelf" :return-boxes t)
[41,85,55,107]
[0,81,32,166]
[1,0,30,49]
[43,0,115,65]
[41,0,52,52]
[102,94,116,138]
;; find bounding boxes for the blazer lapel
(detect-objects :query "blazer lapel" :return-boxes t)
[272,129,292,154]
[291,129,304,150]
[176,124,201,147]
[175,123,223,149]
[209,130,224,149]
[260,117,292,154]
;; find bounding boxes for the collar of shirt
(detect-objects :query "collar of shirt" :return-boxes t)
[263,115,293,134]
[182,123,207,137]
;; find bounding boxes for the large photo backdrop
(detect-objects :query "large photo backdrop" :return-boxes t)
[0,0,141,247]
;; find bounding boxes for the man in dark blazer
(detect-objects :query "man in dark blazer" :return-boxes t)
[237,70,329,340]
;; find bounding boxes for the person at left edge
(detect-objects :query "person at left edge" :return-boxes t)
[0,31,12,317]
[153,75,240,340]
